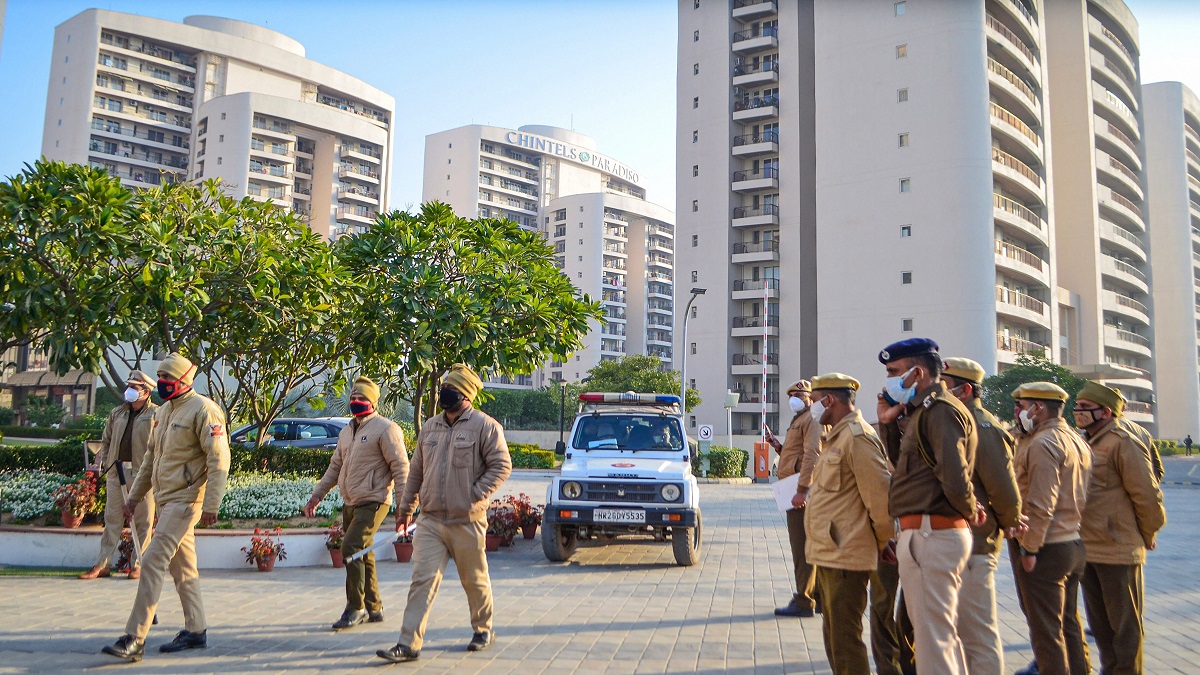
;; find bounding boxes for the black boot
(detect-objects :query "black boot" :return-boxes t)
[159,629,207,653]
[1015,661,1039,675]
[774,597,814,618]
[467,631,494,652]
[332,608,368,630]
[101,634,144,661]
[368,609,385,623]
[376,642,420,662]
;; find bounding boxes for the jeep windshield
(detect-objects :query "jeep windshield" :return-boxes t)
[572,414,685,452]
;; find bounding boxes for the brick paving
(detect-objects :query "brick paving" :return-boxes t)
[1,463,1199,674]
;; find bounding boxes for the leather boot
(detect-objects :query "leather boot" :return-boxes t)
[80,565,111,580]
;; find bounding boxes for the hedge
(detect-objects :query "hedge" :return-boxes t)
[0,437,90,475]
[0,425,85,440]
[693,445,748,478]
[1155,439,1182,457]
[510,445,555,469]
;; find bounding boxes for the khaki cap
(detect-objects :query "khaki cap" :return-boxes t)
[442,363,483,401]
[1012,381,1068,402]
[158,353,196,384]
[811,372,860,392]
[942,357,986,384]
[786,380,811,396]
[1077,380,1125,415]
[125,370,155,389]
[350,376,381,405]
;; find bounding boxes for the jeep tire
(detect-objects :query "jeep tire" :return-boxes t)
[672,510,702,566]
[542,524,577,562]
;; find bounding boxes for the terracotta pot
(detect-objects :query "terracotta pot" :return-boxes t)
[485,534,501,552]
[393,542,414,563]
[256,553,277,572]
[329,548,344,568]
[521,524,537,540]
[501,532,514,547]
[61,511,83,529]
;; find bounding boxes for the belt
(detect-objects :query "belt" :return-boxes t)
[899,514,968,531]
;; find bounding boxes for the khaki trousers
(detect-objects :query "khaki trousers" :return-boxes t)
[897,518,971,674]
[817,566,872,675]
[786,507,818,609]
[871,561,903,675]
[956,552,1004,675]
[341,502,389,612]
[398,517,493,651]
[1008,539,1090,675]
[95,467,154,569]
[1081,562,1143,675]
[125,501,205,639]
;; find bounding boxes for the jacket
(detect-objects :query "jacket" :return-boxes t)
[883,381,977,520]
[1014,417,1091,553]
[968,399,1022,556]
[397,406,512,524]
[1081,419,1165,565]
[776,410,823,492]
[805,410,894,571]
[128,389,230,514]
[312,413,409,508]
[1118,417,1164,482]
[98,401,159,475]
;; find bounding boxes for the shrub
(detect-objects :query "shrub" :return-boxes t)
[219,473,343,520]
[0,437,91,474]
[25,396,67,427]
[242,527,287,564]
[65,413,108,430]
[0,425,83,440]
[227,442,335,477]
[1155,439,1182,457]
[0,470,75,520]
[0,407,14,426]
[693,445,748,478]
[52,475,97,516]
[510,447,555,469]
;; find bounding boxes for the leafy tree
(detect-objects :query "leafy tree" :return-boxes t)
[582,354,701,412]
[24,396,67,427]
[981,353,1088,424]
[336,202,604,429]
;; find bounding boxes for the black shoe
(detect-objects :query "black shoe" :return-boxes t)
[774,598,814,618]
[376,643,420,662]
[368,610,385,623]
[332,608,368,631]
[467,631,494,652]
[102,635,144,661]
[1085,626,1094,637]
[1015,661,1039,675]
[159,629,207,653]
[814,603,823,614]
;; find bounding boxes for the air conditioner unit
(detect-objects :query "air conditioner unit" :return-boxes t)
[734,57,744,66]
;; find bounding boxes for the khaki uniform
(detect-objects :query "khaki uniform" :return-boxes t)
[806,410,894,675]
[312,413,409,613]
[777,410,823,611]
[94,401,158,570]
[396,406,511,650]
[881,382,977,675]
[1118,417,1163,482]
[1080,419,1165,675]
[1011,417,1092,675]
[124,389,230,640]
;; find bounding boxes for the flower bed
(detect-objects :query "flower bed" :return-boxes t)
[219,473,345,520]
[0,471,76,521]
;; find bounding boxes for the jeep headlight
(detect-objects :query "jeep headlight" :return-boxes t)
[661,484,682,502]
[562,481,583,499]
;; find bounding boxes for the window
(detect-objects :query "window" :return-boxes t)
[691,306,698,318]
[902,271,913,284]
[691,343,697,355]
[694,63,699,75]
[217,157,222,165]
[692,200,699,212]
[692,234,699,247]
[895,1,906,16]
[693,97,699,109]
[689,415,696,429]
[693,130,699,143]
[902,318,914,332]
[692,165,699,177]
[694,30,700,42]
[896,44,908,58]
[691,271,698,282]
[899,178,911,192]
[898,133,909,147]
[219,134,224,142]
[694,0,700,7]
[898,88,909,102]
[901,225,912,237]
[220,112,226,120]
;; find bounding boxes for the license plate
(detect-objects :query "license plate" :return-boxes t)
[594,509,645,523]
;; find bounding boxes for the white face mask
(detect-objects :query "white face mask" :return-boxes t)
[1018,408,1034,433]
[788,396,807,413]
[124,387,142,403]
[884,366,918,405]
[809,398,827,423]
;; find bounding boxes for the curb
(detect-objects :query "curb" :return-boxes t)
[1163,481,1200,486]
[696,477,753,484]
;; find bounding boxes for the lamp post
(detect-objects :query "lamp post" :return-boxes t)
[679,287,707,408]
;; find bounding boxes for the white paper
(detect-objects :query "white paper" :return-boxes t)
[772,473,800,512]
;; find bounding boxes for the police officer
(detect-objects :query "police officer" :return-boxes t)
[102,353,230,661]
[81,370,158,580]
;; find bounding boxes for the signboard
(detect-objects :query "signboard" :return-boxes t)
[697,424,713,441]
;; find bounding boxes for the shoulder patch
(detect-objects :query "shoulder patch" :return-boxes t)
[208,423,224,438]
[849,420,868,436]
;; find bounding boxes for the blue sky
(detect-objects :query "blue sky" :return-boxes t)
[0,1,1198,212]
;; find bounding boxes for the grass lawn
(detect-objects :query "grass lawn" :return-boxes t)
[0,566,88,577]
[1,438,59,446]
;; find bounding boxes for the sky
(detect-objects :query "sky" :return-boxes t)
[0,1,1199,213]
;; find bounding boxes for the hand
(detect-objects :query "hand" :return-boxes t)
[198,511,217,527]
[1021,553,1037,573]
[302,497,320,519]
[1147,540,1156,551]
[880,539,898,565]
[790,491,808,510]
[1005,514,1030,539]
[122,500,138,522]
[396,515,412,533]
[876,393,905,425]
[971,502,987,527]
[766,433,782,451]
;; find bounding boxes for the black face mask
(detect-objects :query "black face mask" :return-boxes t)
[438,388,464,412]
[349,401,374,417]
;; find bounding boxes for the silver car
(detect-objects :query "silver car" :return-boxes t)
[229,417,351,449]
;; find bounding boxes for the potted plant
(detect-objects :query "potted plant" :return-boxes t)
[325,522,345,568]
[393,527,414,563]
[242,527,287,572]
[52,476,97,529]
[485,500,517,551]
[509,493,544,539]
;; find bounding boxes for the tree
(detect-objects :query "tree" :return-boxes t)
[981,353,1088,424]
[24,396,67,427]
[582,354,701,412]
[336,202,605,429]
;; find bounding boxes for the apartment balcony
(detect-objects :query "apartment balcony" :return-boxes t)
[87,143,188,173]
[292,186,311,201]
[732,352,779,376]
[985,13,1040,83]
[1088,14,1137,78]
[647,254,673,270]
[732,204,779,228]
[996,286,1047,324]
[339,166,381,185]
[647,286,672,300]
[1090,48,1138,110]
[986,56,1041,119]
[990,102,1042,159]
[603,243,628,258]
[1099,219,1147,262]
[732,277,779,300]
[994,239,1048,286]
[250,120,295,141]
[731,0,777,20]
[1097,184,1145,232]
[1103,290,1150,327]
[733,94,778,122]
[995,0,1039,37]
[732,131,779,157]
[1093,115,1142,171]
[338,187,381,204]
[336,207,377,225]
[342,145,382,165]
[732,60,778,87]
[295,143,315,158]
[92,102,190,132]
[734,400,779,416]
[996,333,1050,363]
[1121,399,1154,424]
[993,193,1047,244]
[732,167,779,192]
[992,146,1043,202]
[1100,254,1149,295]
[731,314,779,338]
[647,302,673,315]
[732,240,780,265]
[1092,81,1139,141]
[89,121,190,151]
[732,25,778,54]
[1096,149,1144,201]
[249,145,296,165]
[647,337,673,349]
[1104,325,1152,358]
[249,165,292,185]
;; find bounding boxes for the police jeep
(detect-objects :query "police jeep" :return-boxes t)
[541,392,702,566]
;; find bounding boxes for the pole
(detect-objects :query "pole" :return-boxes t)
[727,405,732,452]
[761,281,768,444]
[559,382,566,444]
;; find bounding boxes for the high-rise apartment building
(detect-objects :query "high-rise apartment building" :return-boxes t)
[423,125,675,388]
[41,10,395,240]
[1143,81,1200,440]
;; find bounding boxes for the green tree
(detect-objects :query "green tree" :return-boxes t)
[981,353,1088,424]
[582,354,701,412]
[336,202,604,429]
[24,395,67,427]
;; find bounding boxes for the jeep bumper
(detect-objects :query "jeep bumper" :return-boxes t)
[543,506,698,527]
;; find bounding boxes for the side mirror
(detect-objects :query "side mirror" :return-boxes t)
[555,440,567,455]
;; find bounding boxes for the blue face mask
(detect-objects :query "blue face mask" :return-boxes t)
[883,367,918,406]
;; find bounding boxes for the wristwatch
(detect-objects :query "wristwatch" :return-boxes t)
[1019,546,1037,557]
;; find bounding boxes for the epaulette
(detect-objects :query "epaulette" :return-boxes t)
[850,419,868,436]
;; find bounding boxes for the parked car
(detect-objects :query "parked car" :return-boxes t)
[229,417,351,450]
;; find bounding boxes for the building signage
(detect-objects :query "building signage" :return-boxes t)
[503,131,641,185]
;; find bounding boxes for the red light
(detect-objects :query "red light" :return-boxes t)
[578,394,605,402]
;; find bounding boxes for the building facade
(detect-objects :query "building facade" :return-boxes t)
[41,10,395,240]
[423,125,675,388]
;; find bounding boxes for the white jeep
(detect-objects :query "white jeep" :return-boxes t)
[541,392,702,566]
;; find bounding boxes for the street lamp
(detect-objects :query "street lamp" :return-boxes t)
[679,287,707,408]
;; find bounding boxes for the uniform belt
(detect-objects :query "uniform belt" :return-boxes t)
[899,514,968,530]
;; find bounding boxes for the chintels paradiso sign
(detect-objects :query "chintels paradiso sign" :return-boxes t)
[502,131,642,186]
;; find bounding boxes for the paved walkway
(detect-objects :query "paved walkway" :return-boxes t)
[1,465,1199,674]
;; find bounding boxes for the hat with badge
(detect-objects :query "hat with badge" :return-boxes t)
[810,373,860,392]
[442,363,484,402]
[878,337,940,364]
[1011,381,1068,401]
[786,379,811,396]
[351,376,381,406]
[125,370,155,390]
[942,357,986,384]
[1077,380,1125,414]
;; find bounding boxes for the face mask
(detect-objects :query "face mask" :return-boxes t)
[124,387,142,403]
[788,396,807,413]
[349,400,374,417]
[1074,408,1101,429]
[157,378,188,401]
[883,367,918,406]
[438,387,464,411]
[809,398,827,423]
[1018,408,1034,433]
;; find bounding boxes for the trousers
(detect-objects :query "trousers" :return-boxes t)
[1081,562,1144,674]
[342,501,389,612]
[897,517,971,674]
[817,566,872,675]
[786,507,818,609]
[956,552,1004,675]
[95,467,154,569]
[124,501,205,639]
[1009,538,1090,675]
[398,517,493,650]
